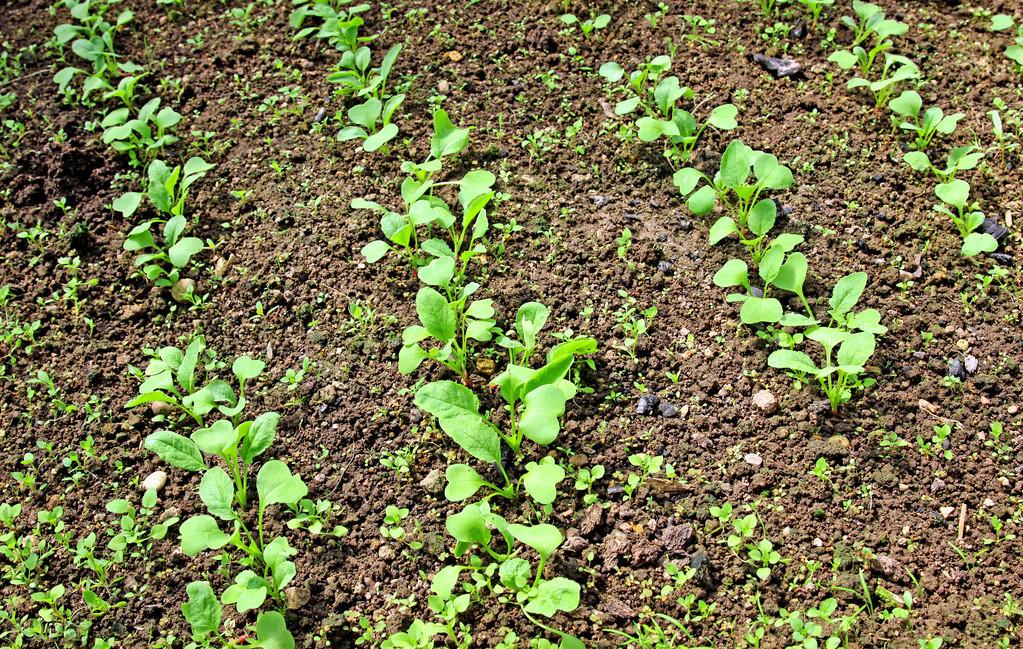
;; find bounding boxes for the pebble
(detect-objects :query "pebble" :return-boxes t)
[590,195,609,208]
[142,470,167,492]
[657,400,679,418]
[939,506,955,519]
[752,53,803,78]
[678,217,692,232]
[285,586,310,609]
[744,452,763,467]
[657,260,674,274]
[636,394,660,416]
[964,355,978,374]
[752,389,778,414]
[947,358,966,380]
[418,468,444,495]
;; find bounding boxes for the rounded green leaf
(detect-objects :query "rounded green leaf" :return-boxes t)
[708,216,738,245]
[145,431,206,472]
[179,515,229,556]
[257,460,308,509]
[444,464,486,502]
[739,297,783,324]
[199,467,236,520]
[713,259,749,288]
[361,240,390,263]
[707,103,738,130]
[416,287,456,342]
[962,232,997,257]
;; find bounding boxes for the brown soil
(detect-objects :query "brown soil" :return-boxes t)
[1,0,1022,647]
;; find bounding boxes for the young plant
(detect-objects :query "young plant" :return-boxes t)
[675,139,795,265]
[336,93,404,152]
[888,91,963,151]
[289,0,371,52]
[356,110,480,271]
[116,157,214,296]
[599,55,737,168]
[840,0,908,47]
[797,0,834,30]
[846,54,919,108]
[559,12,611,39]
[100,96,182,167]
[767,273,886,413]
[932,179,998,257]
[417,335,596,503]
[903,145,984,182]
[712,234,810,326]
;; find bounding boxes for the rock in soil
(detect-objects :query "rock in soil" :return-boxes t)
[141,470,167,492]
[947,358,966,380]
[658,400,679,418]
[964,355,979,374]
[285,586,310,609]
[752,54,803,78]
[752,389,778,413]
[661,524,694,553]
[418,468,444,495]
[636,393,660,415]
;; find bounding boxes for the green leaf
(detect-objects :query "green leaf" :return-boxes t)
[144,431,205,472]
[257,460,308,509]
[242,412,279,464]
[935,179,969,210]
[446,502,491,549]
[522,458,565,505]
[519,384,568,446]
[431,109,470,159]
[191,419,236,456]
[598,61,625,83]
[828,272,867,317]
[739,297,782,324]
[524,577,581,617]
[509,523,562,562]
[753,153,793,190]
[179,515,229,556]
[233,356,265,383]
[113,192,142,218]
[773,252,807,295]
[416,287,456,342]
[903,150,931,171]
[672,167,702,195]
[364,123,399,152]
[748,199,777,236]
[199,467,236,520]
[719,139,755,188]
[962,232,997,257]
[181,581,221,638]
[708,216,738,245]
[254,611,295,649]
[990,14,1015,31]
[361,240,390,263]
[417,255,455,287]
[222,570,268,613]
[415,381,501,463]
[888,90,921,118]
[444,464,487,502]
[707,103,738,130]
[688,184,717,214]
[713,259,749,288]
[167,237,203,269]
[837,331,876,368]
[767,349,818,374]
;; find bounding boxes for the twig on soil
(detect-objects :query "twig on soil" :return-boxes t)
[957,503,967,542]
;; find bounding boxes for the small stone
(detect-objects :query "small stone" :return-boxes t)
[947,358,966,380]
[752,389,777,414]
[964,355,978,374]
[150,401,173,416]
[980,218,1009,241]
[744,452,763,467]
[956,339,969,351]
[678,217,692,232]
[812,538,824,547]
[930,478,945,493]
[590,195,609,208]
[939,506,955,519]
[437,79,450,94]
[750,286,765,298]
[170,278,196,303]
[285,586,310,609]
[142,470,167,492]
[637,393,661,416]
[661,524,694,553]
[656,260,674,274]
[378,544,396,560]
[418,468,445,495]
[752,53,803,78]
[658,400,679,418]
[918,399,938,414]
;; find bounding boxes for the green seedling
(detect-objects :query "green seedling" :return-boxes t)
[846,54,919,108]
[713,234,809,325]
[675,139,795,261]
[932,179,998,257]
[126,336,259,427]
[329,43,401,99]
[613,291,656,360]
[418,336,596,503]
[101,96,182,167]
[990,15,1023,67]
[840,0,908,46]
[798,0,834,29]
[356,111,482,272]
[768,272,886,413]
[904,145,984,181]
[559,12,611,39]
[599,55,737,168]
[337,94,404,153]
[53,0,142,100]
[182,584,294,649]
[116,157,214,293]
[888,91,963,151]
[624,453,664,499]
[290,0,371,52]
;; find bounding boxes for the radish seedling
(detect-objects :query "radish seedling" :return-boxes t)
[101,96,182,167]
[559,12,611,40]
[767,272,886,413]
[290,0,371,53]
[599,55,737,168]
[183,583,294,649]
[53,0,141,100]
[839,0,907,47]
[932,179,998,257]
[845,54,919,108]
[903,145,983,181]
[797,0,833,30]
[888,91,963,151]
[675,139,794,265]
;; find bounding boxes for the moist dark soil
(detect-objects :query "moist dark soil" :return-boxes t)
[2,0,1023,647]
